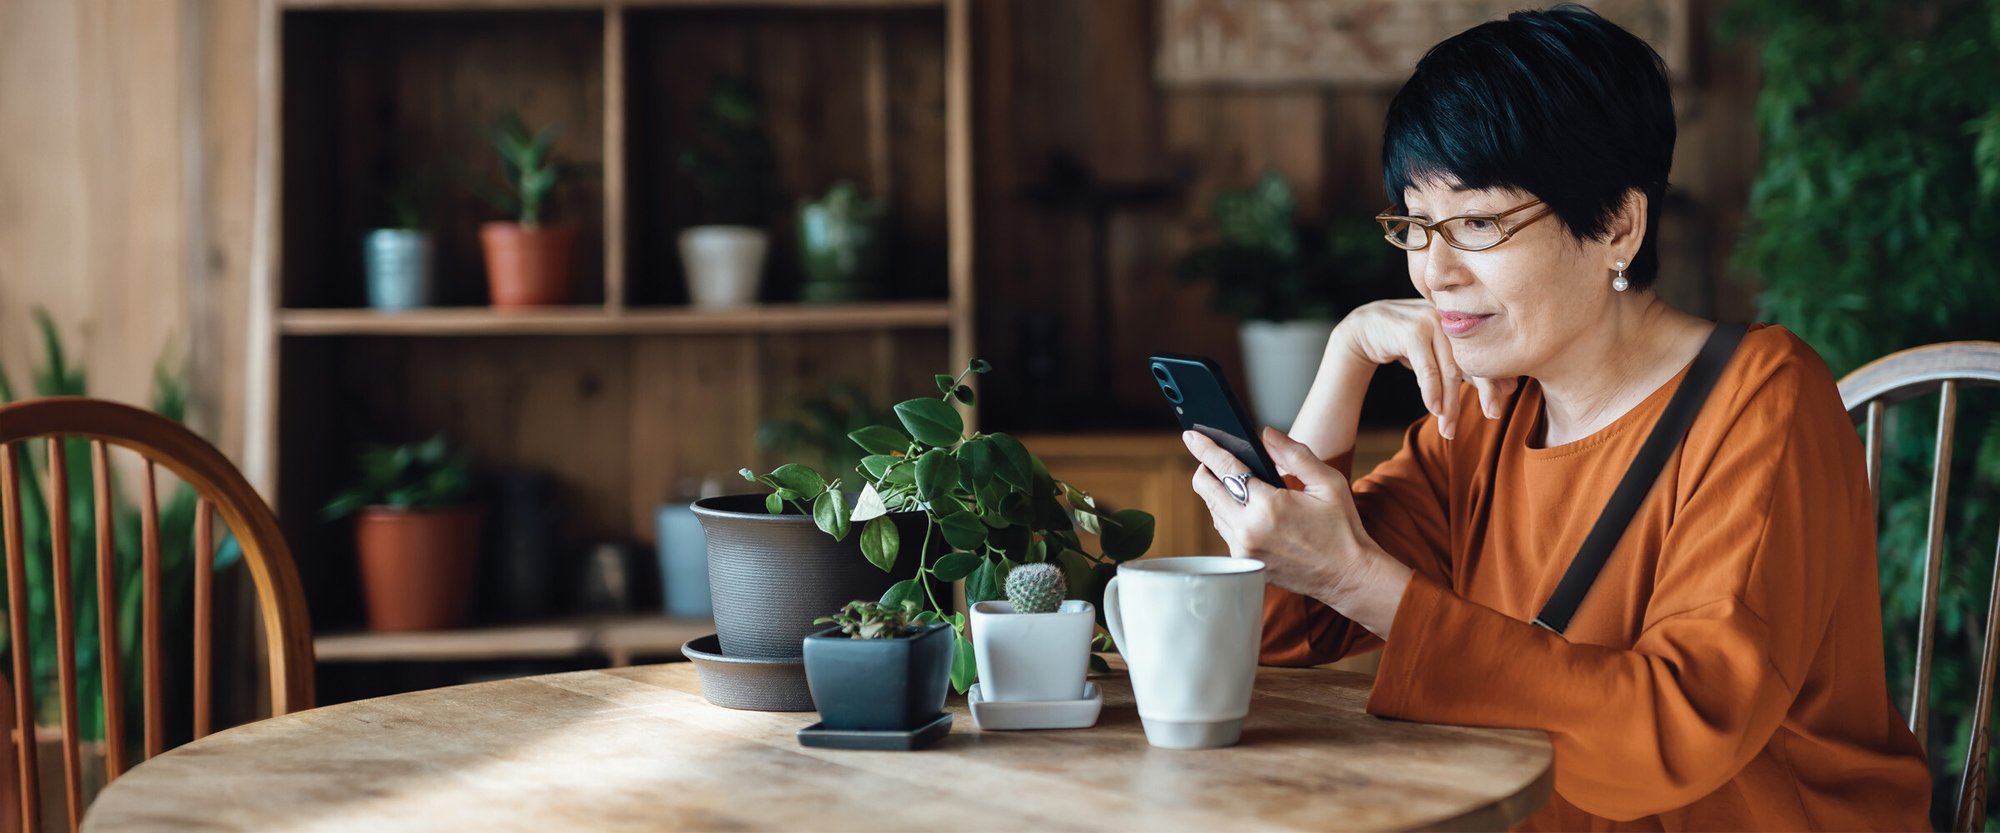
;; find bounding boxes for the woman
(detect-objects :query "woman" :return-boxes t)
[1181,6,1932,830]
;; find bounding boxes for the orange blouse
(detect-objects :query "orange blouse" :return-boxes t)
[1262,324,1931,830]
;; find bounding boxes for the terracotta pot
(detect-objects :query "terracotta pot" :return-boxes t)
[355,506,482,631]
[479,222,577,307]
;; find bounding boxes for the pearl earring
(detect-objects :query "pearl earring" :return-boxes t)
[1612,259,1630,292]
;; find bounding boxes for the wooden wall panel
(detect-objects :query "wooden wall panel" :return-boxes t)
[0,0,189,418]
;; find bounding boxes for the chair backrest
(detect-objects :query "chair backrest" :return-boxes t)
[0,397,313,833]
[1838,341,2000,832]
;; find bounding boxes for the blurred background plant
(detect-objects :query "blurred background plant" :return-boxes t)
[678,74,775,227]
[1724,1,2000,825]
[1173,171,1400,323]
[755,382,889,483]
[0,310,241,741]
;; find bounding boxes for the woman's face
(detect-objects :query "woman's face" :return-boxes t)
[1400,180,1616,380]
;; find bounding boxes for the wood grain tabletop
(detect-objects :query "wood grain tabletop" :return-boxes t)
[82,662,1551,832]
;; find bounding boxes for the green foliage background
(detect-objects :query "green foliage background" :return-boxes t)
[1724,0,2000,824]
[0,312,239,742]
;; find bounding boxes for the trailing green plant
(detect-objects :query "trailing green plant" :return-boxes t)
[1723,1,2000,824]
[678,75,775,227]
[0,310,241,740]
[474,111,576,227]
[1174,171,1399,323]
[321,435,473,520]
[1004,562,1065,615]
[742,359,1154,693]
[755,382,889,484]
[813,598,930,640]
[380,172,433,231]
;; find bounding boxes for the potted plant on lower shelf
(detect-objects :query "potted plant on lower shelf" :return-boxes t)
[965,563,1102,731]
[799,599,955,749]
[364,175,434,311]
[324,435,480,632]
[476,111,580,308]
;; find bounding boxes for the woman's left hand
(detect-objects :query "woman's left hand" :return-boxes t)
[1182,427,1414,638]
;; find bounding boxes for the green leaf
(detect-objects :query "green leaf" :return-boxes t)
[860,516,900,572]
[967,558,1003,604]
[987,433,1034,491]
[958,438,995,490]
[1088,654,1111,674]
[914,449,960,504]
[934,373,956,394]
[1058,549,1094,599]
[953,385,976,406]
[767,463,826,496]
[1025,536,1048,564]
[849,425,911,456]
[880,578,922,609]
[1075,508,1102,536]
[950,633,977,694]
[895,398,964,447]
[849,483,888,523]
[812,490,851,541]
[968,358,992,374]
[1101,509,1155,561]
[937,510,987,551]
[860,454,899,480]
[932,552,983,582]
[765,491,784,515]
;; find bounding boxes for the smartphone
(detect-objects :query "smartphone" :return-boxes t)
[1148,353,1286,488]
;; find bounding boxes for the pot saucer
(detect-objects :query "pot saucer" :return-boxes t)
[797,712,953,750]
[681,634,814,712]
[967,682,1102,730]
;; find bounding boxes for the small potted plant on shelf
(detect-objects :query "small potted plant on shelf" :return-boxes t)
[1174,171,1398,430]
[677,74,775,308]
[475,111,580,308]
[799,598,955,748]
[323,435,480,632]
[364,174,435,311]
[970,563,1095,699]
[796,181,887,303]
[740,359,1153,695]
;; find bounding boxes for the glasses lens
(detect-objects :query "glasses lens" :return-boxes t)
[1380,218,1426,250]
[1443,217,1504,250]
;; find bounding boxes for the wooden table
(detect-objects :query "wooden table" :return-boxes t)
[82,663,1552,832]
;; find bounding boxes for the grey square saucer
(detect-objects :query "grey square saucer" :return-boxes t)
[797,712,953,750]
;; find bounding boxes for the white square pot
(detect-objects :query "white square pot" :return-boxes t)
[969,600,1095,702]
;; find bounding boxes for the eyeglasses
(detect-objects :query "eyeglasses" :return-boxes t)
[1374,199,1553,252]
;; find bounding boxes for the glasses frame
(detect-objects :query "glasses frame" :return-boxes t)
[1374,198,1553,252]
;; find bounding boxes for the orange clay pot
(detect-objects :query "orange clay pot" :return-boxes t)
[354,506,482,631]
[479,222,577,307]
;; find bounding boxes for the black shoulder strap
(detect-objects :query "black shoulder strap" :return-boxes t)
[1532,322,1749,635]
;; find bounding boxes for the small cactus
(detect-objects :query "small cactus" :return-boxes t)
[1005,562,1067,614]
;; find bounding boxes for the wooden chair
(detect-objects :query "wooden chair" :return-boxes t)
[1838,341,2000,831]
[0,398,313,833]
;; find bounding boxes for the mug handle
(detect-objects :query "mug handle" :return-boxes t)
[1102,575,1126,661]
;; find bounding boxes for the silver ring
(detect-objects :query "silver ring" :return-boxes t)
[1220,472,1252,506]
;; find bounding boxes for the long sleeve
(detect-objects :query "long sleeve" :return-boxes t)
[1364,360,1866,821]
[1261,414,1459,666]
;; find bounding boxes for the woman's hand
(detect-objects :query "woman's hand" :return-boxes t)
[1337,298,1519,440]
[1182,426,1413,638]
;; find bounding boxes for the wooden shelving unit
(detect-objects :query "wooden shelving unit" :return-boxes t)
[315,615,713,667]
[246,0,975,645]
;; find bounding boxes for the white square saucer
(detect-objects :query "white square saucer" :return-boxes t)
[967,682,1102,731]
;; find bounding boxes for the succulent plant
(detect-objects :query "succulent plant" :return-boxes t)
[814,598,932,640]
[1004,562,1067,614]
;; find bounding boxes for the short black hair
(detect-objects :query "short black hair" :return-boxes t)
[1382,4,1675,288]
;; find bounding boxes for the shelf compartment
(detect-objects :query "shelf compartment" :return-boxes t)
[279,301,950,335]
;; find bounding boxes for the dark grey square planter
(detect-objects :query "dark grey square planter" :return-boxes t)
[803,622,954,732]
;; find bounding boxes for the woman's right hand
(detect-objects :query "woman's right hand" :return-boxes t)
[1335,298,1518,440]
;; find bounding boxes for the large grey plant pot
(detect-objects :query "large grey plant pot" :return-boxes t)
[692,494,932,660]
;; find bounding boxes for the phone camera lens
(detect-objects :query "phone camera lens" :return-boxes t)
[1162,384,1183,404]
[1151,365,1171,382]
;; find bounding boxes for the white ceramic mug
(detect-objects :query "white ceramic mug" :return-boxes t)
[1103,557,1266,749]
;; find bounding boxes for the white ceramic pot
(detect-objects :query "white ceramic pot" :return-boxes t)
[1238,319,1336,432]
[970,599,1095,702]
[678,226,768,308]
